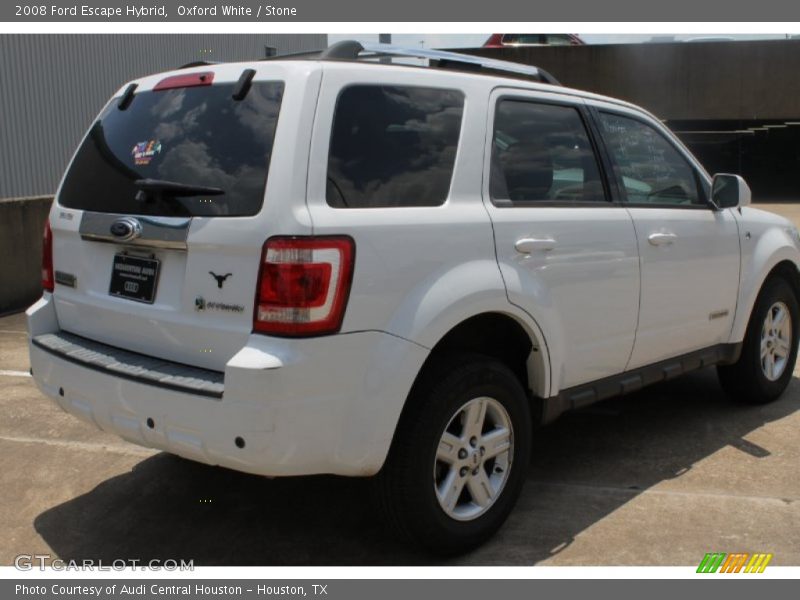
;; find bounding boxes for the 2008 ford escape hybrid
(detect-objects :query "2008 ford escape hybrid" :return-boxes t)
[28,41,800,553]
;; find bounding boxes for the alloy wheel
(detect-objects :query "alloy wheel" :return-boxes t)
[433,396,514,521]
[761,301,793,381]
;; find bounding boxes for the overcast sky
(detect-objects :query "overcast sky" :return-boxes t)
[329,33,792,48]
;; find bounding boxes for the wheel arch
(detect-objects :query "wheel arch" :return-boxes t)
[393,311,551,439]
[427,311,549,397]
[766,260,800,300]
[731,239,800,344]
[377,310,550,477]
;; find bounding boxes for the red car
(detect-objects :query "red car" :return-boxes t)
[484,33,584,47]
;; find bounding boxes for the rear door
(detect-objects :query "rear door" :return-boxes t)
[483,89,640,392]
[49,64,319,370]
[590,104,740,368]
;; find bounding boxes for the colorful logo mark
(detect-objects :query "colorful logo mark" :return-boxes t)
[697,552,773,573]
[132,140,162,165]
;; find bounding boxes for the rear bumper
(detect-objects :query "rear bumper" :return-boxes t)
[27,296,428,477]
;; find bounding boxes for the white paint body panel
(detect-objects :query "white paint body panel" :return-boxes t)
[29,295,427,476]
[491,206,641,391]
[729,207,800,343]
[28,59,800,477]
[625,206,741,368]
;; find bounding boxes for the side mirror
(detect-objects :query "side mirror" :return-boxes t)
[711,173,751,210]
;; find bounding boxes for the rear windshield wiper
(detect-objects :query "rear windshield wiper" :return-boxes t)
[134,178,225,202]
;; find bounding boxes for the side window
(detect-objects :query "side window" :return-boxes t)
[326,85,464,208]
[598,112,703,206]
[491,100,607,204]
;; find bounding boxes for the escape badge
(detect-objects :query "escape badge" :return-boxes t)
[132,140,162,166]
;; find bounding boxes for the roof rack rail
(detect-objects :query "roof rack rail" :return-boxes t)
[260,49,322,61]
[178,60,221,69]
[183,42,561,86]
[318,40,561,85]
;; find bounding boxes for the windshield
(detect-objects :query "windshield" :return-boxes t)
[58,81,284,217]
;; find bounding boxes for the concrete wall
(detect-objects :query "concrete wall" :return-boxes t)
[0,197,53,315]
[0,34,327,200]
[465,40,800,121]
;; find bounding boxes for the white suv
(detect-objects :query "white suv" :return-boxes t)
[27,42,800,553]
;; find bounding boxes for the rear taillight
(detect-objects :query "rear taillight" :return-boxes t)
[42,219,54,293]
[253,236,355,336]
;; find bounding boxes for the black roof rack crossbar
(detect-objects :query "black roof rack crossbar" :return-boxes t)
[318,40,561,85]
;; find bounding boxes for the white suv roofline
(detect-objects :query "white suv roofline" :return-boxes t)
[320,40,562,85]
[116,42,648,121]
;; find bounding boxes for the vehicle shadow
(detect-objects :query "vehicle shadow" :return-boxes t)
[34,368,800,565]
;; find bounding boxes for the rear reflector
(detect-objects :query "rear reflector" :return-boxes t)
[42,220,54,293]
[254,236,355,336]
[153,71,214,91]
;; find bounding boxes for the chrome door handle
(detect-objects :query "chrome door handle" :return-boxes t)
[515,237,556,254]
[648,232,677,246]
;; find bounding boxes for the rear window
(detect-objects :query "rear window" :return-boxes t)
[59,81,284,217]
[326,85,464,208]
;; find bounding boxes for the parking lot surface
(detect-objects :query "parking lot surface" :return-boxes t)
[1,203,799,566]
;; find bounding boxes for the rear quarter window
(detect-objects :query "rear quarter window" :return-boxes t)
[326,85,465,208]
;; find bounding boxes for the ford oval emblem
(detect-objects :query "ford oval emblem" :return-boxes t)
[109,217,142,242]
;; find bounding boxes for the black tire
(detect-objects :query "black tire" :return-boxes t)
[376,354,532,555]
[718,277,799,404]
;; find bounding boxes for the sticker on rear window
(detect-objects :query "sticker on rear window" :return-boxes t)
[131,140,162,165]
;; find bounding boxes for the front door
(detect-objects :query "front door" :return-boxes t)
[593,107,740,369]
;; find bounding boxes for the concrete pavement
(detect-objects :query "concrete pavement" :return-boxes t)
[3,315,799,566]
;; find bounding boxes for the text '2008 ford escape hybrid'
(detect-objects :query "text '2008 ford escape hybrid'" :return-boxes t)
[28,41,800,553]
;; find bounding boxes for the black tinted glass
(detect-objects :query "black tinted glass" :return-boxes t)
[491,100,606,204]
[326,85,464,208]
[59,81,284,217]
[598,112,702,206]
